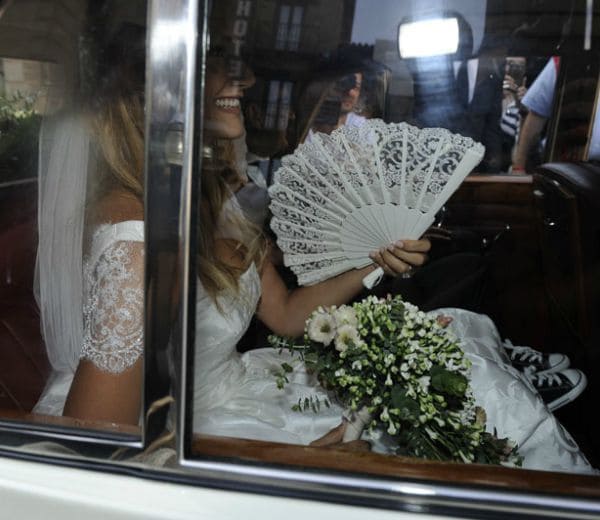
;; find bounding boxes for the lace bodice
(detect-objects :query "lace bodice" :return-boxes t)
[33,220,145,415]
[80,196,251,375]
[80,221,145,373]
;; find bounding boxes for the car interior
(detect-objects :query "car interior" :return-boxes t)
[1,0,600,500]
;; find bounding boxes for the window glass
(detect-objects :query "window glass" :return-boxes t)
[0,58,63,183]
[0,0,147,438]
[189,0,600,493]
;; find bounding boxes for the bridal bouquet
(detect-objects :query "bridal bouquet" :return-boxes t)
[270,295,522,466]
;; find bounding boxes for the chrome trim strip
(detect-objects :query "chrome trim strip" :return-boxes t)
[177,458,600,519]
[0,178,37,189]
[0,422,140,448]
[176,0,201,461]
[176,0,205,461]
[1,437,597,519]
[585,0,594,50]
[144,0,199,447]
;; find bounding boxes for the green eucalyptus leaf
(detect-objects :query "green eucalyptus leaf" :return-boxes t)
[430,365,468,397]
[390,386,420,420]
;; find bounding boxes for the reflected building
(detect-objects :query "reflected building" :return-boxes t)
[211,0,357,158]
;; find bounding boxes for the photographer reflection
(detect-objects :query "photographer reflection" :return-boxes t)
[303,71,366,143]
[512,56,600,173]
[500,56,528,171]
[408,12,503,173]
[299,48,388,144]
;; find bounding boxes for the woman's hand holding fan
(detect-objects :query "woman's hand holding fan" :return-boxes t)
[268,120,484,288]
[367,238,430,280]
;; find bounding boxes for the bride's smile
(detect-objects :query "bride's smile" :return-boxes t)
[214,96,241,111]
[204,56,252,139]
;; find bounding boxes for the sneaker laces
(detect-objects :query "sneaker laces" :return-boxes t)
[505,343,545,376]
[508,345,543,364]
[530,372,562,387]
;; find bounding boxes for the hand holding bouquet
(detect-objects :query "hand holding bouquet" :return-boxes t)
[270,295,522,466]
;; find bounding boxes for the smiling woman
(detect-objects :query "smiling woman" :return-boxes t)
[2,0,600,517]
[203,55,253,137]
[184,0,599,477]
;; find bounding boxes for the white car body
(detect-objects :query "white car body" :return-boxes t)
[0,455,457,520]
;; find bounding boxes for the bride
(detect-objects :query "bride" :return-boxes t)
[34,33,595,474]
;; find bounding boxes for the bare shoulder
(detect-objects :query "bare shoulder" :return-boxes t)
[89,189,143,228]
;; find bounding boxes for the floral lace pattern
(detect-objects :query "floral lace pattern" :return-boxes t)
[269,119,484,285]
[81,240,144,373]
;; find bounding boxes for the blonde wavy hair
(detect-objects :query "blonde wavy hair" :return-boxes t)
[197,138,267,303]
[91,93,145,199]
[92,88,265,305]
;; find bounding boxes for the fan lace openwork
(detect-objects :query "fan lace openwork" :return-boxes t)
[269,119,485,285]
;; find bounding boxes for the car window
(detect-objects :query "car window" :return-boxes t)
[1,1,600,517]
[0,0,149,440]
[186,0,600,499]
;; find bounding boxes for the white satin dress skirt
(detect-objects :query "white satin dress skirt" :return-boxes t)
[192,266,596,474]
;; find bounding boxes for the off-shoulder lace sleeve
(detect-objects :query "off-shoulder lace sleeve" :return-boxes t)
[81,240,144,373]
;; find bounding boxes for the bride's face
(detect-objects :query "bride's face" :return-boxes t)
[204,56,252,139]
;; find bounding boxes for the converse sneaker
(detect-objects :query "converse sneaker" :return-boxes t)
[526,369,588,411]
[503,341,570,376]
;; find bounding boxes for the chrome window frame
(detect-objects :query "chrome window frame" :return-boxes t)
[1,1,600,518]
[0,0,199,451]
[174,2,600,518]
[144,0,199,450]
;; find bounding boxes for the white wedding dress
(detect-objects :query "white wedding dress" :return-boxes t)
[34,215,595,474]
[192,202,596,475]
[192,256,596,474]
[34,220,145,415]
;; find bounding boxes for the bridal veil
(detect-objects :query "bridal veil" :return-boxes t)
[35,114,91,375]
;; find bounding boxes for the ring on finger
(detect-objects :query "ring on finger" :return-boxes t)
[401,265,413,279]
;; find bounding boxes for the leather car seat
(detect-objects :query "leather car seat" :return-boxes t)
[533,162,600,354]
[0,211,50,411]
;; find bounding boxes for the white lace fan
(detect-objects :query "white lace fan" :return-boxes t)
[268,119,484,288]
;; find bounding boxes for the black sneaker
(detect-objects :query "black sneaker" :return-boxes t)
[526,369,587,411]
[504,341,570,376]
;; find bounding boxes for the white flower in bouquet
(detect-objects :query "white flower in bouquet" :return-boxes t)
[334,324,362,352]
[380,406,390,421]
[270,295,522,467]
[306,309,336,345]
[351,360,363,371]
[333,305,358,327]
[418,376,431,392]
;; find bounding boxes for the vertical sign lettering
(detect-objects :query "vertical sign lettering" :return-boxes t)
[228,0,252,79]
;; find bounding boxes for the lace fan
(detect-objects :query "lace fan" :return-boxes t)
[268,119,484,288]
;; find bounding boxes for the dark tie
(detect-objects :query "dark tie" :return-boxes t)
[456,60,469,108]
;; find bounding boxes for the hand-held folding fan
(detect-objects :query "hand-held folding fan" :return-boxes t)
[268,119,485,288]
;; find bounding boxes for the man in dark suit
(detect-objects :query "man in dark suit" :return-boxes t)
[452,54,504,173]
[409,11,504,173]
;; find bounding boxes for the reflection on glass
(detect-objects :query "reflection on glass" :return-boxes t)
[398,17,459,58]
[0,0,146,436]
[512,56,557,172]
[0,58,63,184]
[190,0,599,480]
